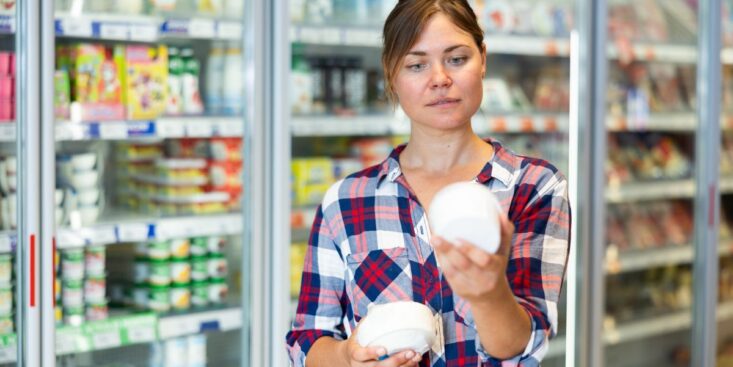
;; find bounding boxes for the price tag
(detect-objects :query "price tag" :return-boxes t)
[214,119,243,137]
[99,122,129,140]
[186,120,213,137]
[55,334,79,355]
[189,19,216,38]
[99,23,128,40]
[128,23,158,42]
[86,226,117,245]
[0,347,15,363]
[61,18,93,37]
[299,27,322,44]
[126,325,156,343]
[157,119,186,138]
[91,331,121,350]
[117,223,150,242]
[0,124,15,141]
[321,27,341,45]
[217,21,242,39]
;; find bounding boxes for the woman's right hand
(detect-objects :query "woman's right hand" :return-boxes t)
[340,331,423,367]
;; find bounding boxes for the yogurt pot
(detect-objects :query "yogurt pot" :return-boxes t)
[149,260,171,286]
[147,241,171,260]
[61,249,85,280]
[207,254,227,279]
[0,254,12,284]
[170,238,190,259]
[133,283,149,310]
[149,285,171,313]
[84,276,106,305]
[85,301,108,321]
[170,259,192,285]
[64,306,84,326]
[208,278,228,304]
[207,236,225,254]
[0,285,11,316]
[170,283,191,311]
[134,258,151,284]
[62,279,84,308]
[85,246,106,277]
[190,237,208,257]
[0,317,11,334]
[191,257,208,281]
[190,281,208,307]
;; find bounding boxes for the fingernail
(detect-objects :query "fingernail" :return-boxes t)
[405,351,415,358]
[377,348,387,356]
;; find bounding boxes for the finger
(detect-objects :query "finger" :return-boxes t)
[454,239,491,267]
[377,350,417,367]
[352,345,388,362]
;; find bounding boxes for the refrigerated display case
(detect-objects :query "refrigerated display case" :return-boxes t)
[0,0,261,366]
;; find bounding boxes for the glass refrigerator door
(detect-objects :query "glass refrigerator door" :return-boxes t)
[286,1,572,366]
[45,1,252,366]
[603,0,703,365]
[721,3,733,365]
[0,0,23,365]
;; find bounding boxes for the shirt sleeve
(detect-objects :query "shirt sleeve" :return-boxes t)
[477,173,571,366]
[286,204,349,366]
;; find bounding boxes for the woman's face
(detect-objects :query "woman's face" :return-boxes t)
[393,13,486,132]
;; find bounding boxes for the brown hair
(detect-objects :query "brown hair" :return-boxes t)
[382,0,485,103]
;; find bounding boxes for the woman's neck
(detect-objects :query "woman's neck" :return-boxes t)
[400,123,493,175]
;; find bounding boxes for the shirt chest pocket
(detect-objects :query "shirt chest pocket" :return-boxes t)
[345,247,414,320]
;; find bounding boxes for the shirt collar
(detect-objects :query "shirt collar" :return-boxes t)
[376,138,517,188]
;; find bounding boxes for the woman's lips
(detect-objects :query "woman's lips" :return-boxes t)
[427,98,461,107]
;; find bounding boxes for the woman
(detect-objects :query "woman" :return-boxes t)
[286,1,570,366]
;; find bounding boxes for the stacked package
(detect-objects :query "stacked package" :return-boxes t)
[0,52,15,121]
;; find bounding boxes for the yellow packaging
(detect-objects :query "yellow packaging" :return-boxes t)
[291,158,335,187]
[120,45,169,120]
[293,183,331,207]
[290,242,308,299]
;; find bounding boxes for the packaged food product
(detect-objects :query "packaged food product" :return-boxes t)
[191,257,208,281]
[181,48,204,115]
[171,259,192,284]
[208,278,228,304]
[169,238,191,259]
[84,276,106,305]
[64,306,84,326]
[149,285,171,312]
[62,279,84,308]
[147,240,171,260]
[61,249,85,280]
[149,260,171,286]
[0,317,12,334]
[85,301,108,321]
[134,258,151,284]
[190,281,208,307]
[207,254,227,279]
[55,305,63,324]
[121,45,169,120]
[170,283,191,310]
[133,283,149,309]
[0,254,11,284]
[190,237,208,256]
[0,285,11,316]
[85,246,105,277]
[206,236,225,254]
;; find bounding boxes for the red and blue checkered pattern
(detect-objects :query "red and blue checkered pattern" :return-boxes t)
[287,138,571,366]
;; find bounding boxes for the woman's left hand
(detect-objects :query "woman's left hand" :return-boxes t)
[431,215,514,303]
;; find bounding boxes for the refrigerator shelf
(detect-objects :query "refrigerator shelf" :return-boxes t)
[0,307,242,363]
[605,241,733,274]
[605,179,696,203]
[53,13,242,41]
[546,301,733,359]
[291,113,568,137]
[47,212,242,250]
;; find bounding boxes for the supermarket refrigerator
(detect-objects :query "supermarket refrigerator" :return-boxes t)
[0,0,266,366]
[276,0,730,367]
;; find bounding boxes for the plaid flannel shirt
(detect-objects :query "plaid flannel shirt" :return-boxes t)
[286,138,571,366]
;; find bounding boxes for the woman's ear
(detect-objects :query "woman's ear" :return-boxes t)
[480,42,487,78]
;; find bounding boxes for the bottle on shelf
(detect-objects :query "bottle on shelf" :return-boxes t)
[205,42,226,116]
[222,42,243,116]
[181,48,205,115]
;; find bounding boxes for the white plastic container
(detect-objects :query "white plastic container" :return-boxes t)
[205,42,225,115]
[357,301,438,357]
[221,43,243,116]
[428,182,502,254]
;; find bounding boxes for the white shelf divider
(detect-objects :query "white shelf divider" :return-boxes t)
[605,179,695,203]
[158,307,242,340]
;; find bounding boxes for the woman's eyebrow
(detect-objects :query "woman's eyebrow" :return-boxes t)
[406,44,470,56]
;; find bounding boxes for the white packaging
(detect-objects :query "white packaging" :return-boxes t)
[187,334,207,367]
[222,43,243,116]
[224,0,243,17]
[357,301,440,357]
[428,182,502,254]
[205,42,225,115]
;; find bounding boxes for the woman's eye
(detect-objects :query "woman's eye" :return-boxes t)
[408,63,427,72]
[448,56,467,65]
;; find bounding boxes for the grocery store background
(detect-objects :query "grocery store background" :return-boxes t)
[0,0,732,366]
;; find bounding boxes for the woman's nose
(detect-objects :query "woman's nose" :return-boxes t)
[430,65,452,89]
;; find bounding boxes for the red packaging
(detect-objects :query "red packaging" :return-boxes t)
[0,53,10,76]
[0,77,13,99]
[8,53,14,76]
[0,100,11,120]
[207,160,243,190]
